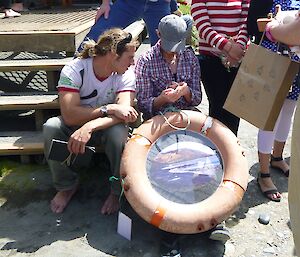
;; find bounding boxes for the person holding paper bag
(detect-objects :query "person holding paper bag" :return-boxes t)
[247,0,300,202]
[43,28,139,215]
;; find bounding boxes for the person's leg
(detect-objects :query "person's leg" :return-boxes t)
[271,99,297,176]
[160,231,181,257]
[199,56,240,135]
[78,0,144,52]
[99,123,129,215]
[143,0,171,46]
[1,0,12,9]
[11,0,23,11]
[43,116,88,213]
[208,221,230,242]
[257,113,282,201]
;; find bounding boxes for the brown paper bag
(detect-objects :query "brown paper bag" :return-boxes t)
[224,42,299,131]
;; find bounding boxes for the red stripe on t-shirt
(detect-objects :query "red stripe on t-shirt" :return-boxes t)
[58,87,79,93]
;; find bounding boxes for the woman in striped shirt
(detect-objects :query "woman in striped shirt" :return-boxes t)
[191,0,250,135]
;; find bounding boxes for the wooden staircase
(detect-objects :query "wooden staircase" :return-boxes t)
[0,17,146,160]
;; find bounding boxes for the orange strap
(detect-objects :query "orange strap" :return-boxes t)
[150,205,166,227]
[221,180,245,194]
[129,134,152,146]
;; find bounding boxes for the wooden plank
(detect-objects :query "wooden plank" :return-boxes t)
[0,131,104,156]
[124,20,146,41]
[0,94,59,110]
[0,10,95,52]
[0,131,44,155]
[0,57,72,72]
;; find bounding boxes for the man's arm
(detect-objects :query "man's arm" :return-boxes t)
[64,91,138,154]
[59,91,102,127]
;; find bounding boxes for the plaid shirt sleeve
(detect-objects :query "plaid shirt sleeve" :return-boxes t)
[135,55,155,119]
[186,49,202,107]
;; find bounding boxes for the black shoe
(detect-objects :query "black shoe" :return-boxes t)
[160,237,181,257]
[209,222,230,242]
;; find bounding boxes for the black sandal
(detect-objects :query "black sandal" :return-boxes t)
[270,155,289,177]
[257,172,281,202]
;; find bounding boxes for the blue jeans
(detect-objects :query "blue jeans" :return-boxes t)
[78,0,171,51]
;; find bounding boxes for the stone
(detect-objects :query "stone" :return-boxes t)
[258,214,270,225]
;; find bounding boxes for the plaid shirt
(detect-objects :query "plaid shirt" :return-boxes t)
[135,41,202,120]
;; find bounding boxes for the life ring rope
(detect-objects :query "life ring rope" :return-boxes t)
[129,133,152,145]
[159,110,191,131]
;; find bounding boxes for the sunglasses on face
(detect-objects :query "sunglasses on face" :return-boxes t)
[116,33,133,55]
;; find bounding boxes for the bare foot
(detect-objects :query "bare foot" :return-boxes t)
[101,193,120,215]
[11,3,24,12]
[50,186,78,213]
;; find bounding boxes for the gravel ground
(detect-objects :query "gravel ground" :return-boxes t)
[0,41,297,257]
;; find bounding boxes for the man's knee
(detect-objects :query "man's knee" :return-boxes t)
[43,117,64,139]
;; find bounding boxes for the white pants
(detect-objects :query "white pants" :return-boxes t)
[258,99,297,154]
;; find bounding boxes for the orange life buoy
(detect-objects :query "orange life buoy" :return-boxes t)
[120,110,248,234]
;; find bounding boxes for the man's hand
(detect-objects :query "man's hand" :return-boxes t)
[110,105,138,123]
[95,1,111,22]
[68,124,93,154]
[159,84,181,103]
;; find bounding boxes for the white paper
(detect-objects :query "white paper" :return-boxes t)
[117,211,132,241]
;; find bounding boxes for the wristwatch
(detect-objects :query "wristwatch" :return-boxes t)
[100,105,108,117]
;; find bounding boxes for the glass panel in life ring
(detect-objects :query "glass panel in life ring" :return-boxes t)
[146,130,223,204]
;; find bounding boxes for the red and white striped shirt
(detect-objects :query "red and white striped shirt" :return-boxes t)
[191,0,250,56]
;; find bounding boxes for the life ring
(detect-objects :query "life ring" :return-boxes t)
[120,110,248,234]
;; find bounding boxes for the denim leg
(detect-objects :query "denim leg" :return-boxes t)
[143,0,171,45]
[78,0,145,51]
[100,124,128,195]
[43,117,82,191]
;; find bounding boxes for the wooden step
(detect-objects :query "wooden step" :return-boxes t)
[0,93,59,111]
[0,131,44,155]
[0,131,105,156]
[0,57,73,72]
[124,20,146,42]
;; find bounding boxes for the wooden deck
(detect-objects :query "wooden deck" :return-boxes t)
[0,9,96,53]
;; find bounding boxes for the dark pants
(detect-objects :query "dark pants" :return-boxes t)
[0,0,12,8]
[198,55,240,135]
[0,0,22,9]
[43,116,128,195]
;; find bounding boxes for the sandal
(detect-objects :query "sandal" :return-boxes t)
[257,172,281,202]
[270,155,289,177]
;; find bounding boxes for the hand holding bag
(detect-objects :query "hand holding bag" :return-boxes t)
[224,41,299,131]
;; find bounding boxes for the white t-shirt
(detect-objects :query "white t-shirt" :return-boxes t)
[57,58,136,108]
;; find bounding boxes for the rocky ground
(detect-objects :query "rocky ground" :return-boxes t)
[0,93,296,257]
[0,41,297,257]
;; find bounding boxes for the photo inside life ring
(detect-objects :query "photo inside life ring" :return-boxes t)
[146,130,224,205]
